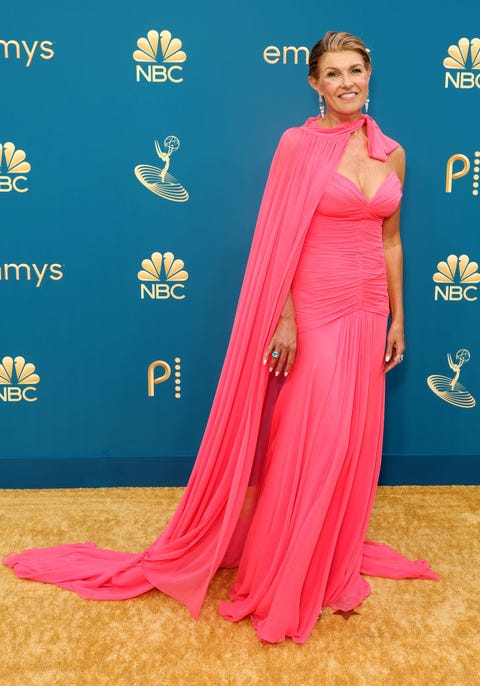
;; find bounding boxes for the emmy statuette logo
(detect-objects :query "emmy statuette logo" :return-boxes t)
[0,39,54,67]
[148,358,182,398]
[0,356,40,403]
[138,252,188,300]
[134,137,188,202]
[0,142,30,193]
[133,29,186,83]
[446,151,480,196]
[427,349,476,408]
[443,38,480,88]
[433,254,480,301]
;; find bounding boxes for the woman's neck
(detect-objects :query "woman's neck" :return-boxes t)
[318,111,364,128]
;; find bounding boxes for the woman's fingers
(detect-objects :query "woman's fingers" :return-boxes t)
[384,342,406,373]
[263,342,296,376]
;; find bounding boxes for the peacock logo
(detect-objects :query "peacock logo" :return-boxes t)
[138,251,188,300]
[0,142,30,193]
[0,356,40,402]
[444,37,480,88]
[433,254,480,301]
[134,29,186,83]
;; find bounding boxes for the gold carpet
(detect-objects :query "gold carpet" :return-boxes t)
[0,486,478,686]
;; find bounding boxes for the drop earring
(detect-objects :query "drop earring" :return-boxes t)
[364,95,370,113]
[318,94,325,119]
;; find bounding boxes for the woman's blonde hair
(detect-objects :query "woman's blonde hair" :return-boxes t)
[309,31,371,77]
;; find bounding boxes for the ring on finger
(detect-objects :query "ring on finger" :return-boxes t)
[272,350,280,358]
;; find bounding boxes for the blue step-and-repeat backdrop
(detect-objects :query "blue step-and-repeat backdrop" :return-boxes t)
[1,1,479,486]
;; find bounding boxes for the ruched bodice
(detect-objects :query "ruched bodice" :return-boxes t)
[293,170,402,331]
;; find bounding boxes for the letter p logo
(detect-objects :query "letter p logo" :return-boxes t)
[446,154,470,193]
[147,360,171,396]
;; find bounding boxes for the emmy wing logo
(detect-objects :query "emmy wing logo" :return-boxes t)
[427,349,475,409]
[443,37,480,88]
[0,142,30,193]
[446,150,480,196]
[134,29,186,83]
[138,252,188,300]
[0,356,40,402]
[148,357,182,398]
[134,137,188,202]
[433,254,480,301]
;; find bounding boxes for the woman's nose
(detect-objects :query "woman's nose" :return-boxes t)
[341,73,354,86]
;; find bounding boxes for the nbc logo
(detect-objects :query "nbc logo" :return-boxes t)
[0,356,40,402]
[446,151,480,196]
[138,252,188,300]
[443,37,480,88]
[427,349,475,408]
[433,254,480,301]
[133,29,186,83]
[134,137,188,202]
[0,142,30,193]
[148,357,182,398]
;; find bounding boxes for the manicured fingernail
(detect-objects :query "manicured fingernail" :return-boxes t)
[275,371,280,376]
[269,367,273,373]
[263,359,267,365]
[284,372,288,377]
[385,355,391,362]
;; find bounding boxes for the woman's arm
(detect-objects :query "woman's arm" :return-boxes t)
[263,290,297,377]
[383,145,406,373]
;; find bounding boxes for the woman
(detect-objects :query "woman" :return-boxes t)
[4,31,438,645]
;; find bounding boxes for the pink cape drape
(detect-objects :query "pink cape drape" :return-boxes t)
[3,116,438,619]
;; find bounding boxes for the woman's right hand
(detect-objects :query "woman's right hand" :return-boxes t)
[263,315,297,377]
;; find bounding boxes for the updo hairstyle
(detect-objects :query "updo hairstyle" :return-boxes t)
[308,31,371,78]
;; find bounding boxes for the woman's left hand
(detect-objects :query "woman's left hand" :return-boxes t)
[384,321,405,373]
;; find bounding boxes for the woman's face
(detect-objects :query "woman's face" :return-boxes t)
[309,50,371,119]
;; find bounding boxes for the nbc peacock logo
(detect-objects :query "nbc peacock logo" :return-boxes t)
[433,254,480,301]
[134,137,188,202]
[0,142,30,193]
[133,29,186,83]
[0,356,40,402]
[138,251,188,300]
[443,37,480,88]
[427,349,476,409]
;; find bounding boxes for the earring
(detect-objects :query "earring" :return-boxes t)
[364,96,370,113]
[318,94,325,119]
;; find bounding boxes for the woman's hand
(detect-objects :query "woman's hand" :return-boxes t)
[384,320,405,373]
[263,315,297,377]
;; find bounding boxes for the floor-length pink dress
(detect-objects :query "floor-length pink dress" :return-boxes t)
[219,169,406,642]
[4,117,438,645]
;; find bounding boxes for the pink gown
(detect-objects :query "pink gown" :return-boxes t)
[3,117,438,645]
[219,170,404,642]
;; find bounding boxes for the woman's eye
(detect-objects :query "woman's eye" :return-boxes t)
[352,67,363,74]
[326,71,338,78]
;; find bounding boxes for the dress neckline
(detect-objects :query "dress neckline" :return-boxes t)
[334,170,399,204]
